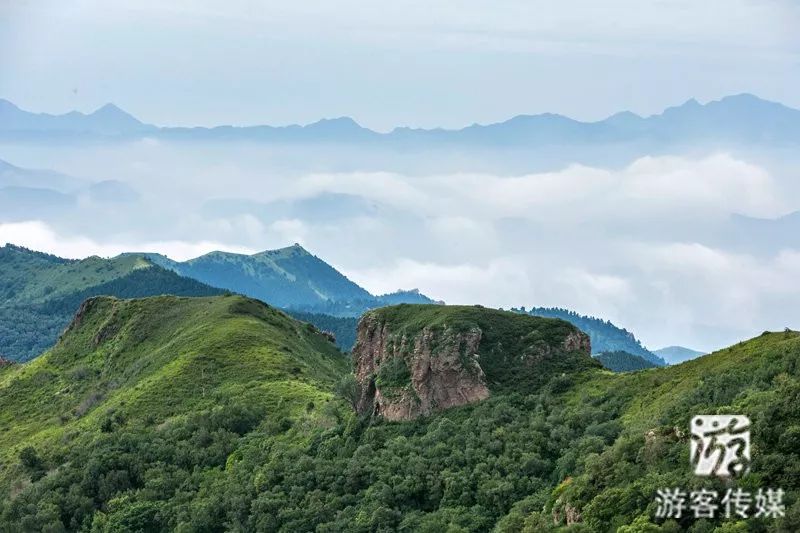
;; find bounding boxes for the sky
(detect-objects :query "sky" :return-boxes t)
[1,0,799,353]
[1,0,799,130]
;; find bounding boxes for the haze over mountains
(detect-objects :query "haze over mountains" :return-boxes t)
[653,345,706,365]
[3,2,798,528]
[0,243,664,363]
[132,244,440,314]
[2,94,799,146]
[1,94,799,352]
[0,243,441,360]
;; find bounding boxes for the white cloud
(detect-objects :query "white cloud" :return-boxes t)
[348,257,533,306]
[268,219,309,246]
[0,221,256,261]
[282,153,791,223]
[622,154,784,217]
[1,150,797,353]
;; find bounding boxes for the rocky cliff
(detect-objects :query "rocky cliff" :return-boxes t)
[353,304,594,421]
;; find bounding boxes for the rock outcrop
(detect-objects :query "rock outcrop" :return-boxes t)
[355,313,490,420]
[353,305,593,421]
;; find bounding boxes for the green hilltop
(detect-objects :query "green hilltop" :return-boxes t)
[516,307,665,366]
[138,244,376,312]
[0,244,224,361]
[1,298,799,531]
[0,294,347,486]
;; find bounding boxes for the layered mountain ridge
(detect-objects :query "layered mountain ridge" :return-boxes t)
[2,94,798,146]
[130,244,440,314]
[0,243,439,360]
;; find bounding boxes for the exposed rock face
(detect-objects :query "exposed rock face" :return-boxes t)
[354,313,490,421]
[562,331,591,354]
[353,305,594,421]
[0,356,14,367]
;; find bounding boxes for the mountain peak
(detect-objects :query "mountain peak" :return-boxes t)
[93,102,125,114]
[89,102,144,125]
[255,243,313,258]
[305,116,365,133]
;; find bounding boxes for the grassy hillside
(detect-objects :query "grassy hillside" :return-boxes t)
[594,350,658,372]
[1,299,799,531]
[0,295,347,485]
[0,244,225,361]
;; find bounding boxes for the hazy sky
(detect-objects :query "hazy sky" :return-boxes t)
[1,140,798,353]
[1,1,799,353]
[1,0,799,130]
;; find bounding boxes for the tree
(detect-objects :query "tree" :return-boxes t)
[335,374,362,411]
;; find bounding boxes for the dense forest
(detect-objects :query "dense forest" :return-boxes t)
[594,351,659,372]
[1,295,798,531]
[515,307,665,365]
[284,310,358,351]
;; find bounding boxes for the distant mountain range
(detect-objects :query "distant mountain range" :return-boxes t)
[0,243,440,360]
[0,158,139,220]
[2,94,798,146]
[132,245,441,315]
[0,100,155,137]
[0,244,225,361]
[653,345,706,365]
[0,243,671,362]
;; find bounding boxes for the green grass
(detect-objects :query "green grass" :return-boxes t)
[0,294,348,489]
[563,329,800,434]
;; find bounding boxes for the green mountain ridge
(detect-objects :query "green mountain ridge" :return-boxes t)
[0,244,225,361]
[0,294,346,481]
[131,245,439,315]
[1,298,799,531]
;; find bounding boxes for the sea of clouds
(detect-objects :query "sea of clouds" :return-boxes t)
[0,139,798,352]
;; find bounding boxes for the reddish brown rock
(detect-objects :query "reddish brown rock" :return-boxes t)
[354,313,490,421]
